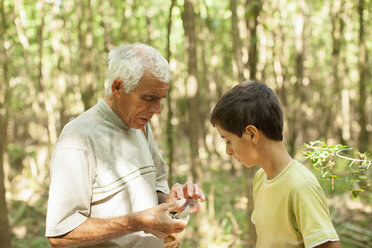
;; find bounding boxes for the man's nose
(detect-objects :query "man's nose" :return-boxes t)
[226,146,233,156]
[149,100,161,114]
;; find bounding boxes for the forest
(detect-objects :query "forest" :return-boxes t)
[0,0,371,247]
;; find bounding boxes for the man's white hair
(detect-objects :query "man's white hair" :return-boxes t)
[106,43,171,96]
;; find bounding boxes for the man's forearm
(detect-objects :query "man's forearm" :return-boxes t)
[48,213,142,247]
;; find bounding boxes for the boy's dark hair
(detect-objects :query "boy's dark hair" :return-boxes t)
[210,81,284,141]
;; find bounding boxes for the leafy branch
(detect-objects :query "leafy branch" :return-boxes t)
[303,141,371,198]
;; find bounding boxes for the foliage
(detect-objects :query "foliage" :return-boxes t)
[303,141,371,198]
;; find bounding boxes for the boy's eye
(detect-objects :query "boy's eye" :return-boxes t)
[226,141,231,145]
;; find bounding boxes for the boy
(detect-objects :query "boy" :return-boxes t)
[210,81,341,248]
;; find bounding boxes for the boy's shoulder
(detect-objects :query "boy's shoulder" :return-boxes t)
[254,160,321,191]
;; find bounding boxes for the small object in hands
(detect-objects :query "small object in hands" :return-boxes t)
[171,200,193,219]
[173,205,190,219]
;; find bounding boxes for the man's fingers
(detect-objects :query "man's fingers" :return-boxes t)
[183,180,194,197]
[163,198,186,212]
[182,181,206,201]
[192,184,205,200]
[171,183,184,199]
[172,218,188,230]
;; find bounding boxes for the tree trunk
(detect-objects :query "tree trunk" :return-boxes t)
[196,11,212,165]
[231,0,244,82]
[166,0,176,186]
[182,0,206,240]
[329,0,351,145]
[245,0,261,80]
[182,0,202,184]
[357,0,368,152]
[98,0,114,53]
[0,0,12,246]
[78,0,96,110]
[244,0,261,246]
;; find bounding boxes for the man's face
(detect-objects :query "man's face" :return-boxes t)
[114,72,169,129]
[216,124,258,167]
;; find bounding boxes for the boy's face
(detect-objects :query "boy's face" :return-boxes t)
[216,124,258,167]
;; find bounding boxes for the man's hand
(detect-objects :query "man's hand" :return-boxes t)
[138,199,189,238]
[167,181,206,213]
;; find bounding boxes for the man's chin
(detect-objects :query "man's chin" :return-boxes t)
[131,120,149,129]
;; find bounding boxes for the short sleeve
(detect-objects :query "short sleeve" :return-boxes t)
[292,183,339,248]
[145,124,170,195]
[45,147,94,237]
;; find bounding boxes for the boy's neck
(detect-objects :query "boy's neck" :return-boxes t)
[259,140,292,180]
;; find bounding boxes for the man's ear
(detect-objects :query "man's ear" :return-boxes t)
[111,78,123,98]
[245,125,259,144]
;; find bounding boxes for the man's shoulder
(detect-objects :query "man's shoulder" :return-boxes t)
[54,105,101,151]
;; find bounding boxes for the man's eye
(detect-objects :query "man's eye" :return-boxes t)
[226,141,231,145]
[144,97,155,101]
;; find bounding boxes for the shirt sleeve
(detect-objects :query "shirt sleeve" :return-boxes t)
[145,124,170,195]
[292,183,339,248]
[45,147,94,237]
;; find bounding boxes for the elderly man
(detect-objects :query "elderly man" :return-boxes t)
[45,44,205,247]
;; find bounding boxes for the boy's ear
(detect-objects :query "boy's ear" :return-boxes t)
[111,78,123,98]
[245,125,259,144]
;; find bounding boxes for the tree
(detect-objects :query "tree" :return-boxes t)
[166,0,176,186]
[182,0,202,184]
[244,0,262,246]
[357,0,368,152]
[0,0,12,246]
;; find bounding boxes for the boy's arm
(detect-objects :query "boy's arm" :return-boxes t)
[314,240,342,248]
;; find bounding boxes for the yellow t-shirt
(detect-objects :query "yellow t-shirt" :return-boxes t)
[252,160,339,248]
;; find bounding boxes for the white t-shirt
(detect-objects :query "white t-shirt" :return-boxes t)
[45,100,170,248]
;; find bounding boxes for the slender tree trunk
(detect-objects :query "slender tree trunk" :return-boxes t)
[78,0,96,110]
[357,0,368,152]
[182,0,202,184]
[98,0,113,53]
[330,0,351,145]
[182,0,207,240]
[244,0,261,246]
[196,10,212,165]
[145,8,153,46]
[287,0,307,155]
[245,0,261,80]
[166,0,176,186]
[0,0,12,246]
[231,0,244,82]
[202,2,223,156]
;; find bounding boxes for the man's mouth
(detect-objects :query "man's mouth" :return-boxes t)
[140,116,152,122]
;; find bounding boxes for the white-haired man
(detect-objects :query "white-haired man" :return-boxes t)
[45,44,205,248]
